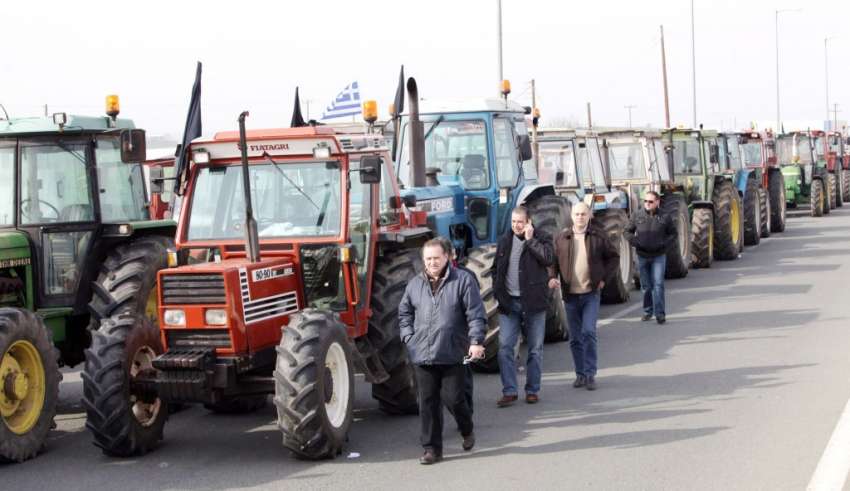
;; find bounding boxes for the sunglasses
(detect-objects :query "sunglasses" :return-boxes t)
[644,200,657,204]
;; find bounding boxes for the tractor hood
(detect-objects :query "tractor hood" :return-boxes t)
[401,183,464,215]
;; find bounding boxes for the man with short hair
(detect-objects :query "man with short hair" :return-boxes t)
[493,205,554,406]
[399,238,486,465]
[549,202,618,391]
[624,191,676,324]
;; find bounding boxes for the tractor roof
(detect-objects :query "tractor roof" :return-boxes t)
[190,125,386,161]
[0,115,135,135]
[404,98,528,116]
[598,128,664,139]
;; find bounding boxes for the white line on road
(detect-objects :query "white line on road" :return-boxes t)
[807,395,850,491]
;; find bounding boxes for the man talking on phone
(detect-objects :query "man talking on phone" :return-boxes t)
[493,205,554,406]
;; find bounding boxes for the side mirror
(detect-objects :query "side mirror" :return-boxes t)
[120,129,146,163]
[149,166,164,194]
[517,134,533,161]
[359,155,382,184]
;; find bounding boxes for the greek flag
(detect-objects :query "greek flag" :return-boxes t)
[321,81,361,120]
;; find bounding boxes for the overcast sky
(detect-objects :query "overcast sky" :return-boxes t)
[2,0,849,138]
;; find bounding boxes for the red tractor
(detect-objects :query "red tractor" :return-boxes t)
[811,129,842,209]
[142,156,176,220]
[737,129,786,234]
[824,130,850,204]
[82,107,434,459]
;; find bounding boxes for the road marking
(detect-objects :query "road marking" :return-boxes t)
[807,396,850,491]
[599,300,643,326]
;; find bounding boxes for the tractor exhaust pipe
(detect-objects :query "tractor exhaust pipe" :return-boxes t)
[407,77,427,188]
[238,111,261,263]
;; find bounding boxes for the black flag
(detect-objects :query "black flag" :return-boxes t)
[291,87,306,128]
[392,65,405,118]
[174,61,202,194]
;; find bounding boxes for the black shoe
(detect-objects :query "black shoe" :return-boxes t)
[462,432,475,451]
[586,376,597,391]
[656,315,666,324]
[641,314,653,321]
[497,395,518,407]
[420,450,442,465]
[572,375,586,388]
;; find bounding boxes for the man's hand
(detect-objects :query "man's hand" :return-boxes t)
[598,281,605,290]
[548,278,560,289]
[524,222,534,240]
[468,345,485,360]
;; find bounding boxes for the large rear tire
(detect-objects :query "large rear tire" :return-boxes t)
[528,195,571,341]
[89,235,174,330]
[743,178,761,246]
[768,171,787,232]
[811,179,825,217]
[82,315,167,457]
[712,180,743,261]
[759,187,771,238]
[597,210,632,304]
[660,194,690,279]
[368,249,420,415]
[275,309,354,460]
[462,245,500,373]
[0,308,60,463]
[842,168,850,203]
[835,168,844,207]
[690,208,714,269]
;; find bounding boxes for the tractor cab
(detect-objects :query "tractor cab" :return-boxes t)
[778,131,832,215]
[535,128,609,204]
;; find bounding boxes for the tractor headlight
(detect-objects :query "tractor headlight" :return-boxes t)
[164,309,186,326]
[204,309,227,326]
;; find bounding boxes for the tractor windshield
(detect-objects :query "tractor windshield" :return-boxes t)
[538,141,578,187]
[95,136,149,222]
[777,136,812,165]
[607,142,647,181]
[670,139,703,175]
[576,138,608,189]
[741,142,763,166]
[0,144,13,226]
[724,137,743,171]
[815,137,828,159]
[186,161,342,241]
[398,119,489,190]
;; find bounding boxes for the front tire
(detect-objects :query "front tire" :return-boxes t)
[690,208,714,269]
[529,195,571,340]
[828,173,838,209]
[660,194,690,278]
[842,168,850,203]
[811,179,825,217]
[275,310,354,460]
[0,308,60,463]
[768,170,786,233]
[597,210,632,304]
[743,178,761,246]
[462,246,500,373]
[835,168,844,207]
[82,315,167,457]
[759,187,771,238]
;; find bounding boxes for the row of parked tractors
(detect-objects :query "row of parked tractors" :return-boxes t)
[0,77,843,463]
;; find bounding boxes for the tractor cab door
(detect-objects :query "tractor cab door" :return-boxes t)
[17,138,97,310]
[345,157,377,334]
[492,116,522,235]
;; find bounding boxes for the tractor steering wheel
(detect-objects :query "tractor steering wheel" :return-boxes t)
[19,198,60,222]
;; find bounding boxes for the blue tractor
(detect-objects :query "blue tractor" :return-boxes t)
[394,79,570,371]
[716,132,768,247]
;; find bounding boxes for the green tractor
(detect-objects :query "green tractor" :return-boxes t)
[663,128,744,269]
[778,130,831,217]
[0,99,175,462]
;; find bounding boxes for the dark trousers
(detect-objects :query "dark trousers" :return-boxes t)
[415,364,473,453]
[444,364,474,415]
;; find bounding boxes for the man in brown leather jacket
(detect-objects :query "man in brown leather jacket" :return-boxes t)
[548,202,619,391]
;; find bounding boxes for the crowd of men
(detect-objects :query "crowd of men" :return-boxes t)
[398,196,674,465]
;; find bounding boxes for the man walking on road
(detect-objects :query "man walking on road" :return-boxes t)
[549,202,618,391]
[494,206,554,406]
[624,191,676,324]
[399,238,487,465]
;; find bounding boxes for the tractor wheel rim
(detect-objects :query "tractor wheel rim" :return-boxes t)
[618,235,631,288]
[324,341,350,429]
[730,198,741,246]
[0,340,46,435]
[130,345,161,427]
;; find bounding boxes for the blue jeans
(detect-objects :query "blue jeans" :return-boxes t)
[637,255,666,317]
[498,297,546,396]
[564,290,601,377]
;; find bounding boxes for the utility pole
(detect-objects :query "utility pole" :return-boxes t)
[832,103,840,132]
[660,25,671,128]
[625,105,636,128]
[497,0,503,92]
[825,37,835,125]
[586,102,593,129]
[690,0,697,128]
[44,104,48,117]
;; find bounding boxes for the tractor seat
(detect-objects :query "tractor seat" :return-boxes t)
[59,204,93,223]
[460,154,487,188]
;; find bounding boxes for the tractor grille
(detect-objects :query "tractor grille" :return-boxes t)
[161,274,226,305]
[166,329,232,350]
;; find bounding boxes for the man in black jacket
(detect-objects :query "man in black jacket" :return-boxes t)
[399,238,486,465]
[624,191,676,324]
[493,206,554,406]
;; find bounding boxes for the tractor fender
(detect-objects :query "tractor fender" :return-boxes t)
[691,200,714,210]
[734,169,754,196]
[517,183,556,207]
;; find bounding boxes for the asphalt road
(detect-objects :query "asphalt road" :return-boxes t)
[5,205,850,491]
